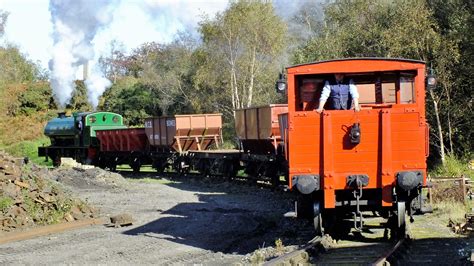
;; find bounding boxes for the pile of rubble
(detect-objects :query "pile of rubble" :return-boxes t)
[0,151,98,232]
[50,166,126,190]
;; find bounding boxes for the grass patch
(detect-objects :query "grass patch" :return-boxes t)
[21,185,76,225]
[0,196,14,212]
[0,136,51,166]
[432,200,467,224]
[430,155,474,179]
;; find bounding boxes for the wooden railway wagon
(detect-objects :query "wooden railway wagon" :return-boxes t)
[277,58,432,235]
[95,128,150,172]
[235,104,288,184]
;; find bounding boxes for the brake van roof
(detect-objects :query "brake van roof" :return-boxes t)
[287,57,425,74]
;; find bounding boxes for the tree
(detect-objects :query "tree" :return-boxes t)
[17,82,57,116]
[0,10,8,38]
[0,45,41,85]
[291,0,473,162]
[428,0,473,158]
[99,78,161,126]
[139,34,199,115]
[66,81,93,111]
[98,40,127,83]
[197,0,287,117]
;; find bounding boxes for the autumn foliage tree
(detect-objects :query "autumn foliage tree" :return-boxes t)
[197,0,287,117]
[292,0,473,163]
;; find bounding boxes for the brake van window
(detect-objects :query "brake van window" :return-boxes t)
[295,71,416,111]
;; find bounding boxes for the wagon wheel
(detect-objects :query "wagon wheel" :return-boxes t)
[396,201,407,238]
[314,212,323,236]
[97,156,107,169]
[131,161,141,173]
[129,155,141,173]
[153,159,165,175]
[156,165,164,175]
[176,157,189,176]
[223,160,238,179]
[201,159,211,177]
[388,201,406,240]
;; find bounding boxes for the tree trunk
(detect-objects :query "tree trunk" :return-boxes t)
[444,83,454,155]
[429,89,446,164]
[247,46,256,107]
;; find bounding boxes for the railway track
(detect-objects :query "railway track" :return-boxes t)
[264,214,411,266]
[264,234,409,266]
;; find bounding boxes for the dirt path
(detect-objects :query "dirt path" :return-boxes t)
[0,169,313,264]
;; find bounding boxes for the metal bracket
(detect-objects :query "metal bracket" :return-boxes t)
[353,186,364,231]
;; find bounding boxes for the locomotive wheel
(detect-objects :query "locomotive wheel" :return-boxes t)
[271,175,280,189]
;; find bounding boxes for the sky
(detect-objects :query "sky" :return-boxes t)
[0,0,305,107]
[0,0,228,70]
[0,0,230,107]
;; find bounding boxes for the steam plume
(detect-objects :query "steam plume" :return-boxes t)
[49,0,118,108]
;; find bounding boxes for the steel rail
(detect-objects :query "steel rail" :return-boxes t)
[263,236,323,266]
[372,237,407,266]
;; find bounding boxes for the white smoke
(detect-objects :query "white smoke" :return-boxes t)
[140,0,228,40]
[49,0,118,108]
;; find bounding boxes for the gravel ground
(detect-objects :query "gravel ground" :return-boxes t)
[0,168,313,264]
[2,166,471,264]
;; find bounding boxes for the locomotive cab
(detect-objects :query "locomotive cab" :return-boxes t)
[38,111,126,167]
[281,58,430,236]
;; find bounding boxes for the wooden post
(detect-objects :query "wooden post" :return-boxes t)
[428,175,432,206]
[461,175,467,203]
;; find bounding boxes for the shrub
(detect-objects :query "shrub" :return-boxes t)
[0,196,13,212]
[430,155,474,179]
[18,83,56,116]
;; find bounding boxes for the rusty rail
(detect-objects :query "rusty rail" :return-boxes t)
[372,238,408,265]
[263,236,323,266]
[0,218,105,245]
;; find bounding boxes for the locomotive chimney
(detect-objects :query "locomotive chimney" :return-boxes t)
[83,61,89,80]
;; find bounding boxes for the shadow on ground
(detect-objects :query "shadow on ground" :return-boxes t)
[122,174,314,255]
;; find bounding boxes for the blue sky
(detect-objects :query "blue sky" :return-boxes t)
[0,0,229,70]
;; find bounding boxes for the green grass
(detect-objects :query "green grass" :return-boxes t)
[432,200,467,224]
[0,196,14,212]
[430,154,474,179]
[21,183,76,225]
[0,136,51,166]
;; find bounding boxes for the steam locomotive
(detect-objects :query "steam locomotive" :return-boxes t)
[39,58,433,236]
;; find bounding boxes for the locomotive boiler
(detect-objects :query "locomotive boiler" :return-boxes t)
[38,111,126,166]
